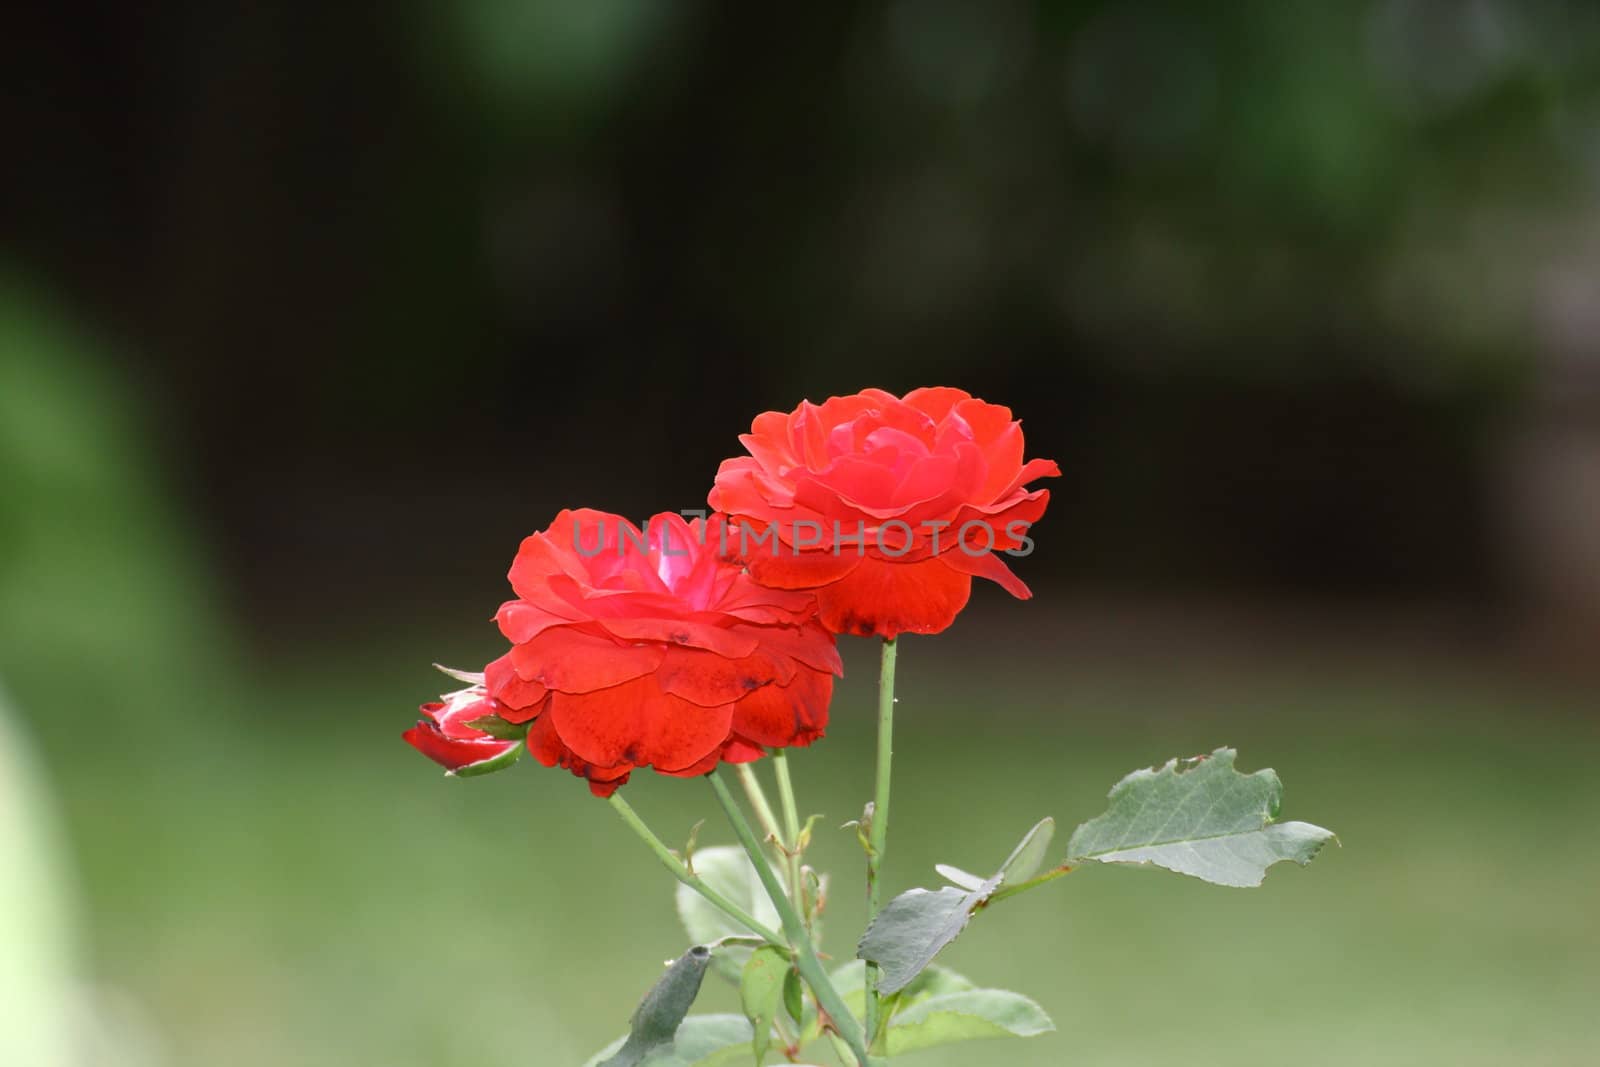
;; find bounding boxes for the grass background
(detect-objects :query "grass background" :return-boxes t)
[2,281,1596,1065]
[36,632,1599,1066]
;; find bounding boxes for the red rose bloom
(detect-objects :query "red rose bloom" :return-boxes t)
[709,387,1058,638]
[403,510,840,797]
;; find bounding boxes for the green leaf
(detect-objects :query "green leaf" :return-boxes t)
[794,813,822,853]
[857,817,1057,995]
[932,864,986,891]
[598,946,714,1067]
[998,817,1054,885]
[856,878,998,996]
[583,1015,758,1067]
[885,989,1054,1055]
[782,966,804,1027]
[739,945,788,1063]
[675,847,783,979]
[682,820,705,870]
[446,739,523,777]
[829,964,1045,1057]
[1066,747,1336,888]
[829,959,972,1005]
[899,964,978,1002]
[816,962,975,1048]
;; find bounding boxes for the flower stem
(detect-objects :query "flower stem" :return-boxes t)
[709,771,872,1067]
[771,750,807,920]
[987,864,1073,904]
[735,762,785,856]
[863,635,898,1042]
[607,792,784,947]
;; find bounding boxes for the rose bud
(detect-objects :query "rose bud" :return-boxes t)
[402,681,525,777]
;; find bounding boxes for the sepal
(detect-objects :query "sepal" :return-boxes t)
[448,739,524,778]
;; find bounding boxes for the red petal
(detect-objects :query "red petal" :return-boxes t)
[586,775,630,798]
[541,574,684,623]
[746,549,862,591]
[940,547,1033,599]
[814,556,972,638]
[524,715,567,769]
[999,458,1061,498]
[715,578,820,624]
[728,646,798,686]
[655,646,778,707]
[656,748,724,778]
[902,386,974,422]
[893,441,987,526]
[510,628,665,693]
[790,399,843,470]
[423,694,507,740]
[483,653,548,716]
[730,668,833,747]
[710,462,796,515]
[807,455,903,510]
[593,615,760,659]
[791,474,891,523]
[890,453,960,509]
[403,720,519,771]
[548,676,733,771]
[495,600,574,643]
[967,422,1025,503]
[527,715,637,794]
[737,410,800,476]
[506,524,590,601]
[721,737,768,763]
[738,621,842,675]
[948,487,1052,551]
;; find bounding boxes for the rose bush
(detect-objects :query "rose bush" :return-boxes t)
[403,509,840,795]
[400,390,1334,1067]
[709,387,1060,638]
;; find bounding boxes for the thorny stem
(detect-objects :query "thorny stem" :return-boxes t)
[606,792,784,947]
[709,771,873,1067]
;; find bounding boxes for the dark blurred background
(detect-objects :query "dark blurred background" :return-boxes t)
[2,3,1597,1066]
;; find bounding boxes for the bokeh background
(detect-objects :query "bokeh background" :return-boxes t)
[3,2,1599,1064]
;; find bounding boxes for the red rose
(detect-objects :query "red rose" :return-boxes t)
[402,678,525,776]
[709,387,1058,638]
[403,510,840,797]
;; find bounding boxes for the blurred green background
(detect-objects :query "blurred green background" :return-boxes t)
[3,1,1599,1064]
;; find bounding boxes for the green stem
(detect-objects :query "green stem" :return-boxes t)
[987,865,1073,904]
[825,1032,856,1067]
[735,762,785,857]
[607,792,784,948]
[863,635,898,1041]
[771,750,807,920]
[709,772,872,1067]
